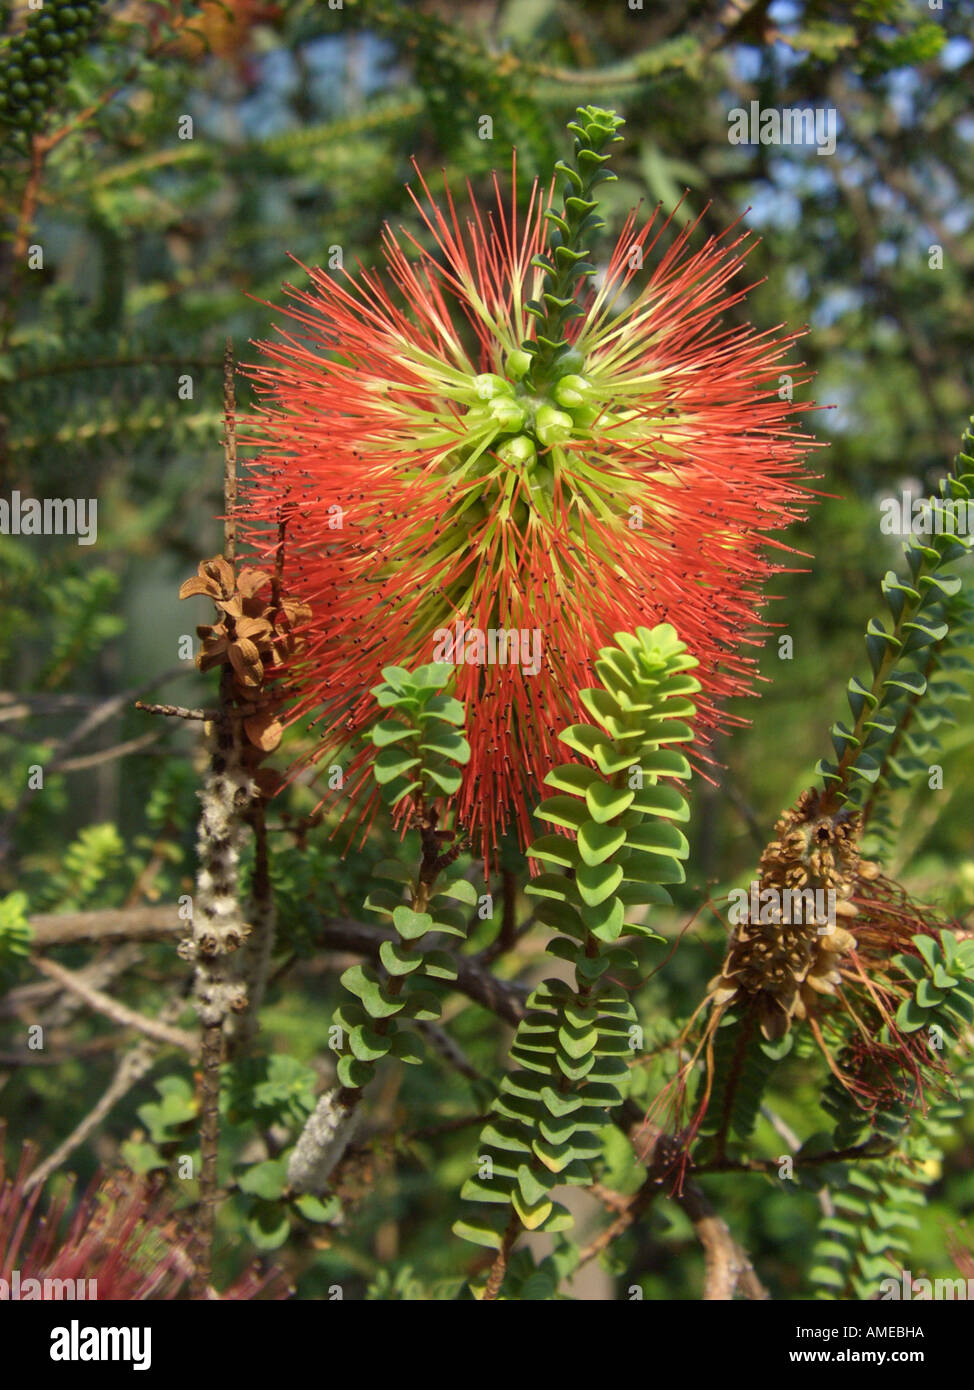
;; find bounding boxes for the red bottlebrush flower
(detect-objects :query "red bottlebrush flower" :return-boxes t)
[0,1135,286,1300]
[238,108,816,861]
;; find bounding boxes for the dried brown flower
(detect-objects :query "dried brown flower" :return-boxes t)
[707,788,880,1040]
[179,556,311,762]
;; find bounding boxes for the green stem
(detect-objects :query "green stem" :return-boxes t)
[523,106,625,390]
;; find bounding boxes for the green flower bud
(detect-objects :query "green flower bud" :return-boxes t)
[497,434,538,469]
[535,405,574,447]
[552,374,593,409]
[472,372,513,402]
[570,404,600,430]
[488,396,527,432]
[505,348,533,380]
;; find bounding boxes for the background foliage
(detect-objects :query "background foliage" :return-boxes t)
[2,0,973,1299]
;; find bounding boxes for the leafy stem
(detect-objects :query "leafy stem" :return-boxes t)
[523,105,625,390]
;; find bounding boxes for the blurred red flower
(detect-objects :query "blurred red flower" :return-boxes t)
[0,1136,285,1300]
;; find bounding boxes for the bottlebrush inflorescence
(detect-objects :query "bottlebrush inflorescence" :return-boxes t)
[239,105,816,860]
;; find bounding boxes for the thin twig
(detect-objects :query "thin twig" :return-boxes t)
[27,906,184,947]
[625,1114,770,1300]
[135,701,213,721]
[0,693,101,723]
[418,1020,482,1083]
[22,1008,181,1194]
[578,1174,658,1266]
[0,664,193,866]
[482,1211,521,1301]
[0,1034,128,1067]
[50,731,161,774]
[31,956,197,1053]
[25,907,533,1028]
[191,1022,224,1298]
[188,338,241,1298]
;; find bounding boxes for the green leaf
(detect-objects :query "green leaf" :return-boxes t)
[511,1190,553,1230]
[544,764,600,796]
[539,1086,584,1118]
[529,834,580,870]
[294,1194,341,1224]
[461,1174,515,1205]
[340,964,404,1018]
[525,873,576,903]
[237,1158,289,1200]
[558,724,610,760]
[576,860,625,906]
[915,978,946,1007]
[584,780,635,823]
[558,1021,599,1059]
[337,1054,374,1087]
[453,1217,504,1250]
[846,675,878,720]
[895,997,928,1033]
[419,731,471,763]
[371,720,414,748]
[245,1199,291,1251]
[516,1164,554,1206]
[411,662,455,688]
[640,749,692,779]
[535,795,590,831]
[421,694,466,725]
[379,939,422,976]
[392,905,434,941]
[628,783,689,819]
[363,888,402,918]
[865,619,900,673]
[914,935,942,971]
[398,990,442,1022]
[434,877,478,906]
[579,894,625,941]
[388,1030,426,1065]
[882,668,927,697]
[349,1023,393,1062]
[421,949,458,981]
[625,821,689,858]
[577,820,626,866]
[881,572,919,621]
[373,747,422,784]
[423,764,463,795]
